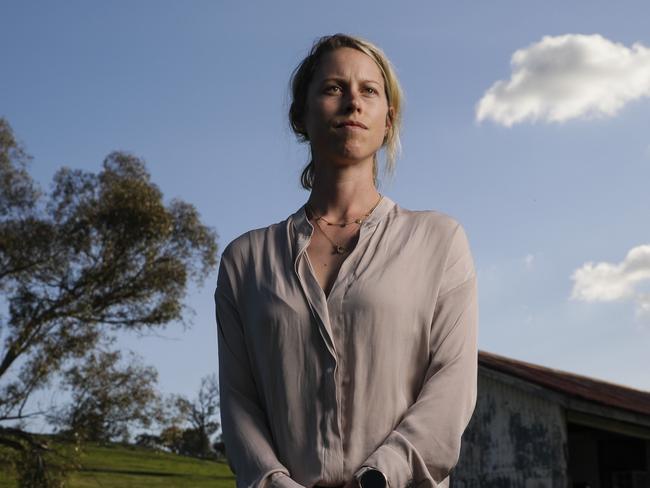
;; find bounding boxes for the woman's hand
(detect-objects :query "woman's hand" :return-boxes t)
[343,476,361,488]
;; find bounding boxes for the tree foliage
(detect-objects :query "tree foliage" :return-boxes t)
[0,117,218,482]
[159,374,220,458]
[0,427,80,488]
[49,347,163,443]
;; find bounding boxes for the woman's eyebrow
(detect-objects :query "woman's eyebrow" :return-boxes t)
[319,77,382,85]
[360,79,382,85]
[319,77,346,84]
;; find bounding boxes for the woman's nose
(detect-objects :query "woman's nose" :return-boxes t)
[345,90,362,112]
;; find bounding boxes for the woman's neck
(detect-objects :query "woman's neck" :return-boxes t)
[306,161,381,221]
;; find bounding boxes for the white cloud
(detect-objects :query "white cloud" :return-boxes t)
[476,34,650,127]
[570,245,650,318]
[635,293,650,320]
[524,253,535,270]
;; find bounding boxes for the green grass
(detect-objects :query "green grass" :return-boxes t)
[0,440,236,488]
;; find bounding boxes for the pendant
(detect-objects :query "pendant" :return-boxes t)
[335,245,346,254]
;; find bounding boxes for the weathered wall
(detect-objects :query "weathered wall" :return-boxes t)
[452,369,568,488]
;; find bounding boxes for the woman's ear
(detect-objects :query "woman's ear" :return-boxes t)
[296,106,310,140]
[384,107,394,137]
[294,118,309,140]
[300,123,310,141]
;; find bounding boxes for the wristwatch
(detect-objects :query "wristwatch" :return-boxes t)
[356,468,388,488]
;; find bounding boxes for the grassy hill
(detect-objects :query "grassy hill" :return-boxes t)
[0,440,236,488]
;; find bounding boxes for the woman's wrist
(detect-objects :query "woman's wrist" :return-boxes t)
[269,472,305,488]
[355,468,388,488]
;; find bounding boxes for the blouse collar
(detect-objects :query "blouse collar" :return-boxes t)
[289,194,396,262]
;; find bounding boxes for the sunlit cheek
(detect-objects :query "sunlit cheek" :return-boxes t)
[371,126,387,147]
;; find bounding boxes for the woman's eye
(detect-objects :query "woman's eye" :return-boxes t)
[325,85,342,94]
[364,87,378,95]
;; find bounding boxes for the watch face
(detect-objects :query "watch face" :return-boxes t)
[361,469,387,488]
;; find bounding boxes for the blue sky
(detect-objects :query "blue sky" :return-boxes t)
[2,1,650,425]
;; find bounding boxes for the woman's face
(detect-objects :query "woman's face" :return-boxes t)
[302,47,392,169]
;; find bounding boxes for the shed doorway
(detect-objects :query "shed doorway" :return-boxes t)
[568,421,650,488]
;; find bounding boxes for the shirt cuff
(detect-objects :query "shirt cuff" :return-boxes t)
[267,472,305,488]
[354,442,414,488]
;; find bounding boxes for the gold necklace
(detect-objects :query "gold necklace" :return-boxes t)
[313,219,348,254]
[308,193,383,227]
[306,193,383,254]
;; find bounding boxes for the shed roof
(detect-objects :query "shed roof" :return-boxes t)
[478,350,650,417]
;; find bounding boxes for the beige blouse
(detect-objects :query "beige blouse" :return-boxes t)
[215,195,478,488]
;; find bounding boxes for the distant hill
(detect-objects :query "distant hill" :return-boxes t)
[0,438,236,488]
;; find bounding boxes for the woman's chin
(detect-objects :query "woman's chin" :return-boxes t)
[320,155,375,170]
[322,146,379,166]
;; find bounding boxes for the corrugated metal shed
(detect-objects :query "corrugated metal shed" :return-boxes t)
[454,351,650,487]
[479,350,650,417]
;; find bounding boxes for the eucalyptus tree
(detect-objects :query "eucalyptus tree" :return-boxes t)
[0,117,218,485]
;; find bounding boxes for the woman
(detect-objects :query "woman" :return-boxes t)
[215,34,478,488]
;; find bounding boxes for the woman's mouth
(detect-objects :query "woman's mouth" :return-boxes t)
[335,120,368,129]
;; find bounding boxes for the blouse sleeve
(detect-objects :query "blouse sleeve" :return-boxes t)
[216,246,305,488]
[353,222,479,488]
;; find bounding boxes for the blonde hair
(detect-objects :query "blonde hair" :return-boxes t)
[289,34,404,190]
